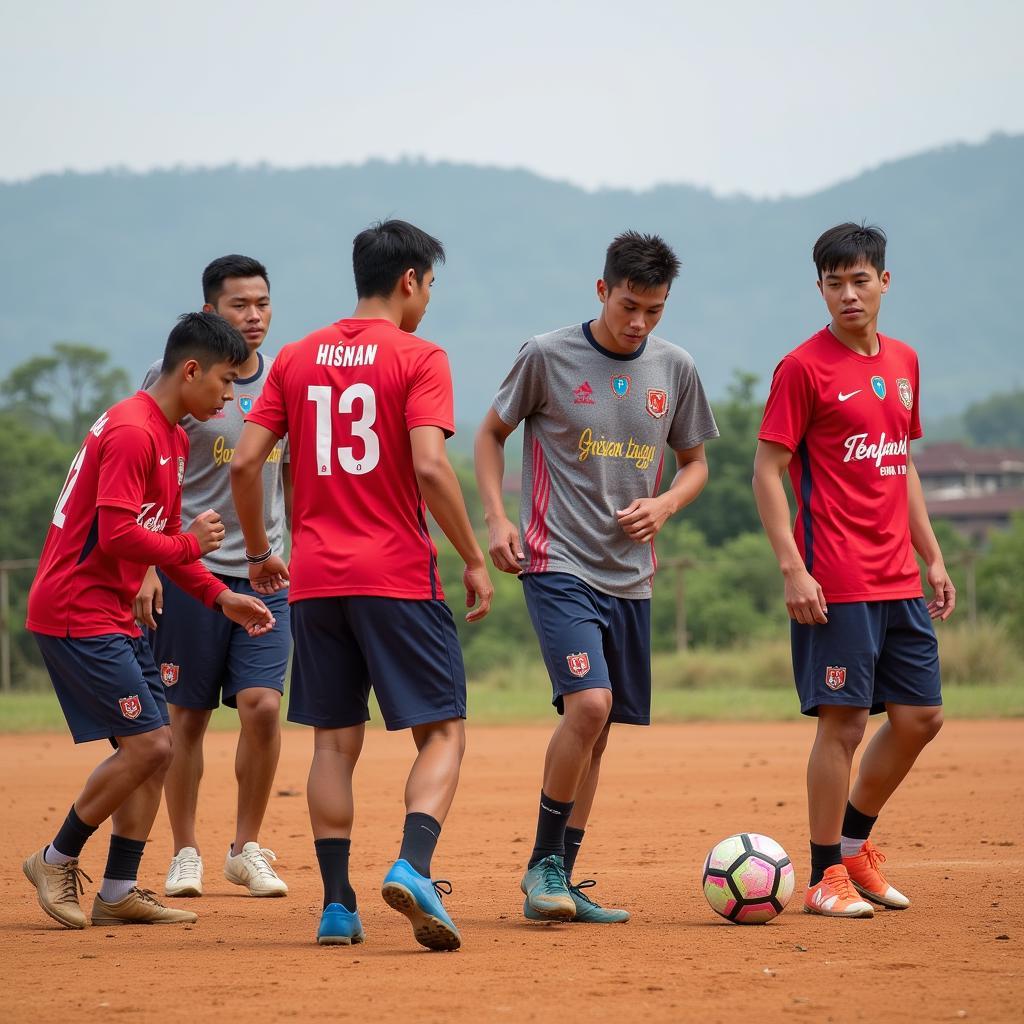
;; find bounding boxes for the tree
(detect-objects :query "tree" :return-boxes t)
[963,389,1024,447]
[0,342,130,445]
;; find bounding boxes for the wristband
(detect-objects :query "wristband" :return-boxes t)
[245,547,273,565]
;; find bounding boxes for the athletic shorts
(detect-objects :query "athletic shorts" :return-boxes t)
[149,571,290,710]
[34,632,169,744]
[287,597,467,731]
[791,598,942,717]
[521,571,651,726]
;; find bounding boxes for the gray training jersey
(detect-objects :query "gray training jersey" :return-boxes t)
[143,351,288,577]
[493,322,718,599]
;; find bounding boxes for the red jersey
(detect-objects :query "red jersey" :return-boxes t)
[27,392,227,638]
[758,328,924,603]
[247,318,455,601]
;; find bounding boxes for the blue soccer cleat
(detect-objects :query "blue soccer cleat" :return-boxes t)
[524,878,630,923]
[317,902,365,946]
[520,854,575,920]
[381,859,461,952]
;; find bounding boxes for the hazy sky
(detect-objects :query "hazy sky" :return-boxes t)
[3,0,1021,196]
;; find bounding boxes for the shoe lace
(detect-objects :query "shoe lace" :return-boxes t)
[172,850,201,878]
[570,879,599,907]
[539,856,569,890]
[862,843,886,870]
[245,847,279,879]
[432,880,453,902]
[133,888,164,907]
[829,870,858,901]
[57,864,92,904]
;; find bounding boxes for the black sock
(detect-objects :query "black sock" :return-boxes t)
[399,812,441,878]
[103,835,146,881]
[809,841,843,886]
[528,791,574,869]
[563,827,585,881]
[315,838,356,911]
[51,804,99,859]
[842,802,878,841]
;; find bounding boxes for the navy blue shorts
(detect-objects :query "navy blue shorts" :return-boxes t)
[288,597,467,731]
[149,571,290,710]
[791,598,942,717]
[34,633,170,744]
[521,572,651,726]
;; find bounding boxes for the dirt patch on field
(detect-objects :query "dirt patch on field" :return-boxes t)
[1,721,1021,1022]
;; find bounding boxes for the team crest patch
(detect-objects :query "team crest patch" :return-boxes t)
[160,663,179,686]
[611,374,631,398]
[566,652,591,678]
[177,456,185,486]
[238,394,255,415]
[574,382,595,405]
[118,695,143,720]
[897,377,913,410]
[646,388,668,418]
[871,376,886,400]
[825,666,847,691]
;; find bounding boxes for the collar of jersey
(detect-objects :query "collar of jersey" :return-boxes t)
[235,350,265,386]
[581,321,648,361]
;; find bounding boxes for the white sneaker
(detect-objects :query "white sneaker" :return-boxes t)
[224,842,288,897]
[165,847,204,897]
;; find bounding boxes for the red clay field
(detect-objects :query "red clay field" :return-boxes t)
[1,720,1021,1023]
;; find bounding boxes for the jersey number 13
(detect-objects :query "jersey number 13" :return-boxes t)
[307,383,380,476]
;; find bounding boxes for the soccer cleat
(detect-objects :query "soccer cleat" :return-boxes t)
[165,847,204,897]
[381,859,461,951]
[524,878,630,923]
[223,842,288,896]
[520,854,575,920]
[23,847,91,929]
[317,903,365,946]
[803,864,875,918]
[843,840,910,909]
[91,887,198,925]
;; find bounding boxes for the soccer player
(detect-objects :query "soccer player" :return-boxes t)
[753,223,952,919]
[475,231,719,923]
[135,256,291,900]
[230,219,493,950]
[22,312,275,929]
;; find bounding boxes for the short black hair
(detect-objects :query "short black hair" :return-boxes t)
[202,254,270,304]
[161,312,249,373]
[813,222,887,279]
[352,219,445,299]
[603,231,681,292]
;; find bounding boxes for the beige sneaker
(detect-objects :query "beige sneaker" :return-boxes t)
[23,847,91,929]
[165,847,204,897]
[91,887,198,925]
[224,842,288,896]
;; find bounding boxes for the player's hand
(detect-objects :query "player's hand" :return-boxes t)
[249,554,290,595]
[616,495,672,544]
[187,509,225,555]
[785,568,828,625]
[463,562,494,623]
[487,515,525,574]
[216,591,276,637]
[133,566,163,630]
[926,561,956,621]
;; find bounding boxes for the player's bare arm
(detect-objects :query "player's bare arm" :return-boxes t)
[411,424,493,622]
[230,421,290,594]
[752,439,828,625]
[616,443,709,544]
[133,565,164,629]
[907,451,955,621]
[215,590,276,637]
[474,407,524,575]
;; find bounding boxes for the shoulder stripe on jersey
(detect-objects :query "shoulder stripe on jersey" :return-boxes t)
[797,439,814,574]
[76,511,100,566]
[524,439,551,572]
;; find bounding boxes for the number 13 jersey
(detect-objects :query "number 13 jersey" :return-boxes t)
[248,318,455,602]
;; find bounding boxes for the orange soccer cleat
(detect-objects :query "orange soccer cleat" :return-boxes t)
[843,840,910,909]
[803,864,874,918]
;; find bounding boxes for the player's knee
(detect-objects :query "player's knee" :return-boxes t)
[898,706,944,746]
[818,713,867,755]
[565,690,612,738]
[123,730,173,776]
[415,718,466,761]
[239,690,281,736]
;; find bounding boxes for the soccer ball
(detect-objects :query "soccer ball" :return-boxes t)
[702,833,795,924]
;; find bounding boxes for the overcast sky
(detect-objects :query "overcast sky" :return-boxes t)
[2,0,1021,197]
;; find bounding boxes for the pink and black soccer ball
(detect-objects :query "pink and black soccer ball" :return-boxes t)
[702,833,795,924]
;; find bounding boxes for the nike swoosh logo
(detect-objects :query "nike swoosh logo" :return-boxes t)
[838,390,861,402]
[160,456,171,465]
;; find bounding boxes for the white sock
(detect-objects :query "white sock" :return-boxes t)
[840,836,866,858]
[99,878,135,903]
[44,844,76,866]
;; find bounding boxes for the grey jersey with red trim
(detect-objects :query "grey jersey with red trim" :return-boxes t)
[492,322,718,599]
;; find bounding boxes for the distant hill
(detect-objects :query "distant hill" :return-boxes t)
[1,134,1020,421]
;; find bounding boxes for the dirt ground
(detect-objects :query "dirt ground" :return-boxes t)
[1,720,1021,1023]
